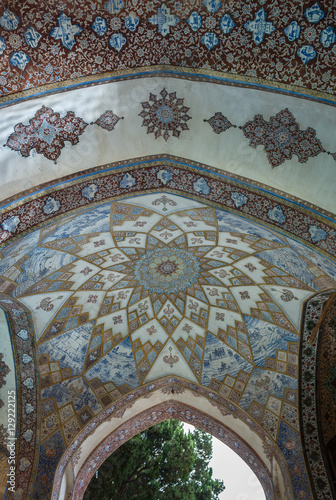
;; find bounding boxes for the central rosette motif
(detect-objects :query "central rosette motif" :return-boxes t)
[156,259,178,275]
[155,105,175,125]
[139,88,191,141]
[133,247,201,294]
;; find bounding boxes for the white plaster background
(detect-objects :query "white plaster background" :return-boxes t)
[0,77,335,212]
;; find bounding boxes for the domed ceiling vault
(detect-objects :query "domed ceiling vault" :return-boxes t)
[0,1,335,500]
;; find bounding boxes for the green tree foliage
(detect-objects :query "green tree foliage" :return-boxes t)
[84,419,225,500]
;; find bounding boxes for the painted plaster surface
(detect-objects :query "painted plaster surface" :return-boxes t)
[0,79,335,212]
[0,307,17,500]
[1,193,335,498]
[0,1,335,499]
[0,308,16,439]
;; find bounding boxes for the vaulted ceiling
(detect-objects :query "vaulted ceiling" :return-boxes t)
[0,1,335,499]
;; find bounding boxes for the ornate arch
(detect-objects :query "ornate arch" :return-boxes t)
[52,381,286,500]
[0,295,39,500]
[299,290,336,499]
[0,159,335,500]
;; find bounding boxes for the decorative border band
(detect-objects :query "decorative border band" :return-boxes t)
[0,295,39,500]
[0,66,335,110]
[299,290,336,500]
[1,156,335,260]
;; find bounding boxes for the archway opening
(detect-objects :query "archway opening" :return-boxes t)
[83,418,266,500]
[183,423,266,500]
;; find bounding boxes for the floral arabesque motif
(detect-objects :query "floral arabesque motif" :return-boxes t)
[204,112,235,134]
[0,1,335,104]
[241,108,325,167]
[5,106,88,161]
[133,246,200,295]
[0,352,10,388]
[139,88,191,141]
[93,110,123,131]
[0,296,39,500]
[300,292,336,500]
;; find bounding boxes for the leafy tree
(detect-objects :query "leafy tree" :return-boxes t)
[84,419,225,499]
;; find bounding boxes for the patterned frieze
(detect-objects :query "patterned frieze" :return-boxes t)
[300,291,336,500]
[0,1,335,106]
[0,156,335,258]
[0,296,39,500]
[4,103,334,169]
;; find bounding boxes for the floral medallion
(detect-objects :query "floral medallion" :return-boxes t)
[5,106,88,161]
[204,112,235,134]
[93,110,123,131]
[139,88,191,141]
[133,246,200,294]
[241,108,325,167]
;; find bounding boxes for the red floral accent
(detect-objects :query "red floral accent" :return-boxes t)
[87,295,98,303]
[81,267,92,276]
[163,347,179,368]
[94,239,105,247]
[5,106,88,161]
[204,112,235,134]
[146,326,157,335]
[245,263,257,272]
[35,295,63,311]
[182,324,192,333]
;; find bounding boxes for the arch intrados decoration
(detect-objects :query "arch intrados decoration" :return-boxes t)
[2,285,334,500]
[49,289,336,500]
[0,295,39,500]
[299,290,336,499]
[0,159,335,499]
[0,155,335,260]
[54,392,281,500]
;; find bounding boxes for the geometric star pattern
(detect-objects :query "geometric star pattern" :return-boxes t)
[5,194,330,464]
